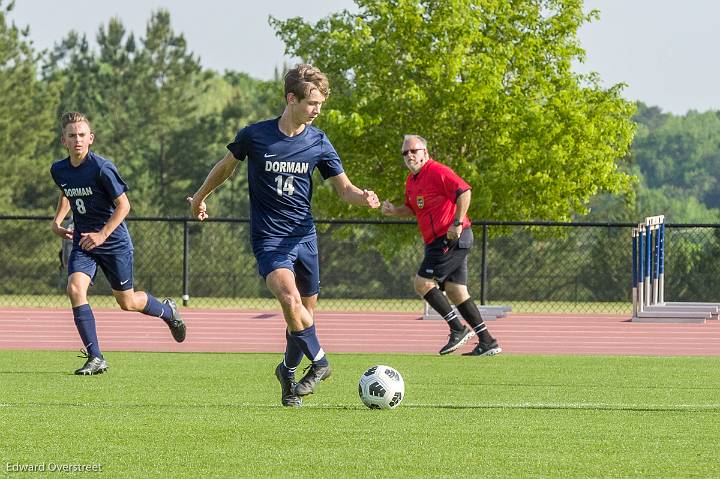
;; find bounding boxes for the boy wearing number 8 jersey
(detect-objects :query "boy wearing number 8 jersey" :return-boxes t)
[50,112,186,376]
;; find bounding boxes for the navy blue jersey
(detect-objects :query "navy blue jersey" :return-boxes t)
[227,118,344,246]
[50,151,132,253]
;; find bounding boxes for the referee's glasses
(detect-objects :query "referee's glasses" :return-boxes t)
[402,148,425,156]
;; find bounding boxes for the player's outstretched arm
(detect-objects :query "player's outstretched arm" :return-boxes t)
[51,194,73,240]
[381,199,414,217]
[328,173,380,208]
[187,151,238,221]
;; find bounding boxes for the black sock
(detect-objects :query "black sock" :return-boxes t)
[456,298,494,344]
[424,288,464,331]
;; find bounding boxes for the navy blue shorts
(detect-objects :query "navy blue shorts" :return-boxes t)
[68,247,135,291]
[417,228,474,289]
[254,239,320,297]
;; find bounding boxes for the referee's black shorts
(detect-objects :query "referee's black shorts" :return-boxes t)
[417,228,474,289]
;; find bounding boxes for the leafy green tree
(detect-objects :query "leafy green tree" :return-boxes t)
[131,11,207,214]
[42,11,286,218]
[190,71,284,218]
[633,102,670,132]
[271,0,636,225]
[587,102,720,223]
[632,107,720,216]
[0,0,58,213]
[45,19,151,195]
[45,12,215,215]
[45,19,155,211]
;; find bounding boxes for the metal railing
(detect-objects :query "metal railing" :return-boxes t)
[3,215,720,314]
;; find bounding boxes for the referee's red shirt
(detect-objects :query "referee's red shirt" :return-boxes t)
[404,158,471,244]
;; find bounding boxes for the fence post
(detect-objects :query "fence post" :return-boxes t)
[182,220,190,306]
[480,223,488,305]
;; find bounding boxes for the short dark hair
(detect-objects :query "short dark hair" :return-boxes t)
[284,64,330,101]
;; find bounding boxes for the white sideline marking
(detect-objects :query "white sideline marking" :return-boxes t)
[1,402,719,411]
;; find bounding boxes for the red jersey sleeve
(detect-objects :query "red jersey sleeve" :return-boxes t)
[440,165,471,199]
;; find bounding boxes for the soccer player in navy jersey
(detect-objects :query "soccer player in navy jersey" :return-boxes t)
[50,112,186,375]
[381,134,502,357]
[188,64,380,407]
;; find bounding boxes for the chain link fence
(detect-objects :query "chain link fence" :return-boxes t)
[3,216,720,314]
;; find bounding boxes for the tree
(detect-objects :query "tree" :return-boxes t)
[44,19,149,198]
[45,12,212,215]
[131,11,207,214]
[632,108,720,215]
[270,0,636,224]
[0,0,58,213]
[42,11,287,218]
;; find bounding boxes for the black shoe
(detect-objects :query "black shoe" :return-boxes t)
[439,327,475,355]
[293,362,332,397]
[462,340,502,356]
[163,298,186,343]
[275,363,302,407]
[74,350,108,375]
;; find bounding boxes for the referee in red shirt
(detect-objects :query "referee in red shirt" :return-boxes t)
[381,134,501,356]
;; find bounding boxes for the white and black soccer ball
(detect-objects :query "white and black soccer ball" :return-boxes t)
[358,365,404,409]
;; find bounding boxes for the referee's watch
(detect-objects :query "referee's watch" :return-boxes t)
[453,219,462,227]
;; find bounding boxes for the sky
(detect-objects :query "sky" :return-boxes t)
[8,0,720,115]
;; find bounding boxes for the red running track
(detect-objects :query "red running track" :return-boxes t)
[1,308,719,356]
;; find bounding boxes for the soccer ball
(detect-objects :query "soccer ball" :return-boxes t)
[358,365,404,409]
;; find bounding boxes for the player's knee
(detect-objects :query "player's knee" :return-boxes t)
[66,282,85,301]
[413,277,434,296]
[115,297,135,311]
[445,283,469,304]
[278,292,303,311]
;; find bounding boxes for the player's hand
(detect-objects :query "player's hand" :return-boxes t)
[79,231,107,251]
[381,200,396,216]
[51,224,74,240]
[187,196,208,221]
[362,189,380,209]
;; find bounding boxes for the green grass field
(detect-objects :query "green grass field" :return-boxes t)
[1,351,718,478]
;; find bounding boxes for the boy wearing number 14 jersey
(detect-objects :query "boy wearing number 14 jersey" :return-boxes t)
[50,112,186,376]
[188,65,380,407]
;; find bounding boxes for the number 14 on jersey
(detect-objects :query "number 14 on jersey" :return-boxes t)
[274,175,295,196]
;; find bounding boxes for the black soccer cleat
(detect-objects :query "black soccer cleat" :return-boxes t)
[74,351,108,376]
[163,298,186,343]
[293,362,332,397]
[439,327,475,355]
[462,340,502,357]
[275,362,302,407]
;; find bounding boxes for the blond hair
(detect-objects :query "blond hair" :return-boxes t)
[284,64,330,101]
[60,111,92,132]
